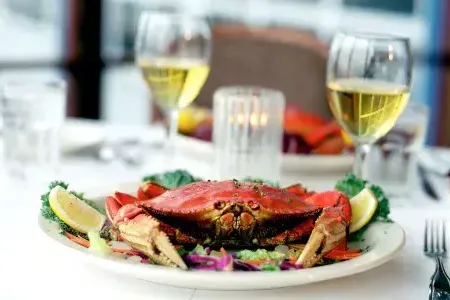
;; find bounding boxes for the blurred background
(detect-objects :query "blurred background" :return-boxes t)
[0,0,448,146]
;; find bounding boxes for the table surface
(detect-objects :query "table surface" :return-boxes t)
[2,120,450,300]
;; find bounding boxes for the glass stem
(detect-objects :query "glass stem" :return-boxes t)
[353,143,371,179]
[165,109,179,155]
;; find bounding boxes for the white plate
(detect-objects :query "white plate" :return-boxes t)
[176,135,353,174]
[60,118,104,153]
[37,181,405,291]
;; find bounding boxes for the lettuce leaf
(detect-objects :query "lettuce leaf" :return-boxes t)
[141,170,280,189]
[142,169,201,188]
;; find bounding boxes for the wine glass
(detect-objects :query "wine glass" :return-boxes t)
[326,31,412,179]
[134,11,212,162]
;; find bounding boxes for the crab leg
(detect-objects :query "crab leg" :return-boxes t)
[105,195,188,269]
[296,191,352,268]
[284,183,316,199]
[259,218,315,245]
[256,184,318,246]
[137,181,168,200]
[115,213,187,268]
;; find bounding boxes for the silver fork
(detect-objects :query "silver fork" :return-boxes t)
[424,219,450,299]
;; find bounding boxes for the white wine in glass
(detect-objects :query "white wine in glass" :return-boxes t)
[326,32,412,179]
[135,11,211,160]
[327,79,409,143]
[138,58,210,111]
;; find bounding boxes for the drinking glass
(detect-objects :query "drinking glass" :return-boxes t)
[212,86,285,182]
[134,11,212,161]
[365,101,429,196]
[326,31,412,179]
[1,78,67,185]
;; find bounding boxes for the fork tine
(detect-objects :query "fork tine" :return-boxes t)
[432,219,437,253]
[443,220,447,255]
[425,219,429,253]
[436,220,441,254]
[436,220,442,254]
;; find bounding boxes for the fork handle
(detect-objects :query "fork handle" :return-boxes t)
[429,258,450,299]
[429,289,450,300]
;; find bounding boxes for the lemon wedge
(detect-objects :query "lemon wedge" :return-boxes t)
[49,185,106,234]
[178,106,210,134]
[349,188,378,233]
[341,130,353,146]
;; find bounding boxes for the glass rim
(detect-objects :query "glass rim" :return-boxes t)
[1,77,67,99]
[335,30,410,42]
[404,101,429,115]
[213,85,285,99]
[138,10,208,22]
[1,77,66,88]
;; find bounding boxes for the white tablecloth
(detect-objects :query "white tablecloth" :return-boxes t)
[1,121,450,300]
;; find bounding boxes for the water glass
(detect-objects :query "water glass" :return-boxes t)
[365,101,429,196]
[212,86,285,182]
[1,79,67,183]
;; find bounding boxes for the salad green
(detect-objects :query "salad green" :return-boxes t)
[88,231,112,256]
[236,249,285,262]
[142,169,202,189]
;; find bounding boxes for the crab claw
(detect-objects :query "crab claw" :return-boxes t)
[137,181,167,200]
[105,196,121,223]
[105,196,187,269]
[284,183,316,198]
[115,192,141,206]
[296,191,351,268]
[106,193,143,222]
[116,214,187,269]
[105,196,130,241]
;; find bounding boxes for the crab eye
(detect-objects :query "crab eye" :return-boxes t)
[215,201,225,209]
[248,201,259,210]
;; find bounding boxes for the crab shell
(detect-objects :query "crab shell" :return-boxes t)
[138,180,321,242]
[107,180,351,269]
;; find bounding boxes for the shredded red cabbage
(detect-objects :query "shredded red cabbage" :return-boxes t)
[149,245,307,271]
[184,254,217,265]
[233,260,261,271]
[184,254,234,271]
[279,261,303,270]
[133,251,148,259]
[183,253,305,271]
[219,254,233,271]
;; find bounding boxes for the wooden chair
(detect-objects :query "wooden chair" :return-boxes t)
[152,24,331,121]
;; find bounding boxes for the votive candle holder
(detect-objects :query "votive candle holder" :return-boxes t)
[212,86,285,183]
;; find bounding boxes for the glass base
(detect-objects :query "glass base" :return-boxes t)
[214,149,282,183]
[364,145,419,197]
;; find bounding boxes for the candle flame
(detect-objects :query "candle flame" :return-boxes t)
[229,113,268,126]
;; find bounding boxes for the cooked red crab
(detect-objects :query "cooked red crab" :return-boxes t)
[105,179,351,269]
